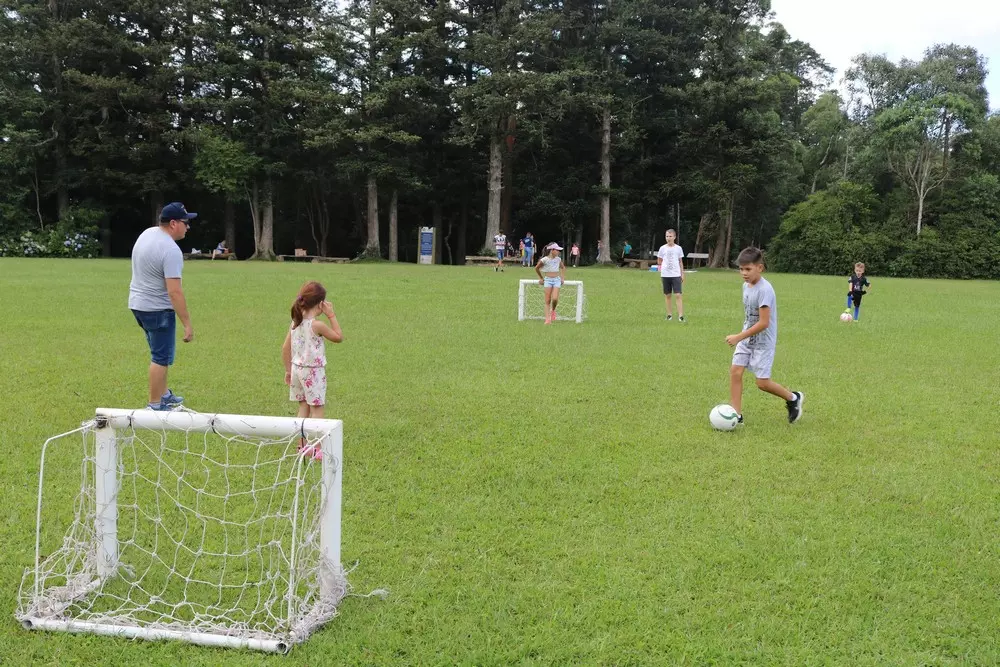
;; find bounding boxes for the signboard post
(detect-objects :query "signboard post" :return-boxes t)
[418,227,436,265]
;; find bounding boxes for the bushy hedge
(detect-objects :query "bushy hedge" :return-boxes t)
[768,180,1000,279]
[0,206,103,258]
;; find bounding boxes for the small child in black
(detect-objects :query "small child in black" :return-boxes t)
[846,262,871,321]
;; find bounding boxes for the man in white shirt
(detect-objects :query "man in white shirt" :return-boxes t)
[656,229,686,322]
[493,232,507,272]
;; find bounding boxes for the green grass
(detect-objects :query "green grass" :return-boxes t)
[2,258,1000,665]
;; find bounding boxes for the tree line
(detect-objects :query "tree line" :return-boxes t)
[0,0,996,275]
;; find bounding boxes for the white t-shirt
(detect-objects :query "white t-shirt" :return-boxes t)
[494,234,507,250]
[657,244,684,278]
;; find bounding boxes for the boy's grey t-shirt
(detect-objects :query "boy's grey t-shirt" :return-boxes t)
[129,227,183,312]
[742,277,777,350]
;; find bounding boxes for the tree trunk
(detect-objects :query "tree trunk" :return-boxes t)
[916,193,924,236]
[49,0,69,222]
[224,197,236,256]
[943,113,951,172]
[443,216,453,265]
[364,174,380,257]
[501,115,515,234]
[253,179,276,260]
[457,198,468,265]
[709,197,733,269]
[432,201,443,265]
[389,189,398,261]
[694,212,711,254]
[248,180,275,260]
[484,134,502,250]
[149,192,163,226]
[598,105,612,263]
[723,195,734,263]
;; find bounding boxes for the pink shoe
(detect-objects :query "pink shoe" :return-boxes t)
[297,443,323,460]
[550,310,557,321]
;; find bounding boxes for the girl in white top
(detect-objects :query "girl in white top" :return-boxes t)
[281,281,344,456]
[535,243,567,324]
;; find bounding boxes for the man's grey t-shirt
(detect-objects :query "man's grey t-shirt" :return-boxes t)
[129,227,183,312]
[741,277,777,350]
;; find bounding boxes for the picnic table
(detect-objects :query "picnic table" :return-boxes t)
[276,255,351,264]
[184,252,235,261]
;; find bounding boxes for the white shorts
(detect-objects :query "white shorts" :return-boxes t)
[732,342,775,379]
[290,365,327,406]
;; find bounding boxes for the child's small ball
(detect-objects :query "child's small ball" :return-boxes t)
[840,312,853,322]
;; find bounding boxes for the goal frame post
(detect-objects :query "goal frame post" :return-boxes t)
[20,408,345,654]
[517,279,586,323]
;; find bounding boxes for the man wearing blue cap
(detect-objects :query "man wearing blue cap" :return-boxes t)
[129,202,197,410]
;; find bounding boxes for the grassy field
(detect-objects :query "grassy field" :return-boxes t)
[2,258,1000,665]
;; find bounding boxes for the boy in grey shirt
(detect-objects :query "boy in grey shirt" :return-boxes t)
[129,202,197,410]
[725,247,803,425]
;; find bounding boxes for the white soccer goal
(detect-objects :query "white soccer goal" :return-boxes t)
[518,279,587,323]
[17,408,346,654]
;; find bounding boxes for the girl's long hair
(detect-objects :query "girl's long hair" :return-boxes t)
[291,281,327,328]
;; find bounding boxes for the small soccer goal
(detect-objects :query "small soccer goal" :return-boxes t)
[518,279,587,323]
[17,408,346,654]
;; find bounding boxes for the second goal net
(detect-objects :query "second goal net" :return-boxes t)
[517,279,587,323]
[17,408,346,653]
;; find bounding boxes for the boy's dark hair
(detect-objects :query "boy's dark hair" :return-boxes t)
[736,247,764,265]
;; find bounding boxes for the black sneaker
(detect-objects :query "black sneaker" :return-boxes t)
[679,316,686,323]
[666,314,672,321]
[786,391,803,423]
[736,414,744,427]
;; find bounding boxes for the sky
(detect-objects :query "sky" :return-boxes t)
[769,0,1000,111]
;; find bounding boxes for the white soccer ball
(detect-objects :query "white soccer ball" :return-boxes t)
[709,404,740,431]
[840,312,853,322]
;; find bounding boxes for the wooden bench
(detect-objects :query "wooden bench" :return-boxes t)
[623,257,655,270]
[686,252,709,269]
[465,255,521,266]
[184,252,235,261]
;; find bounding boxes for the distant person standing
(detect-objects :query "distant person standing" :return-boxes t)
[493,231,507,272]
[570,242,580,267]
[656,229,686,322]
[596,239,603,262]
[523,232,535,267]
[129,202,197,410]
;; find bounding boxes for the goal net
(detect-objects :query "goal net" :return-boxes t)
[17,408,346,653]
[518,279,587,323]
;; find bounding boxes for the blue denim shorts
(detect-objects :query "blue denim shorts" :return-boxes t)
[496,250,505,260]
[543,277,562,288]
[132,309,176,366]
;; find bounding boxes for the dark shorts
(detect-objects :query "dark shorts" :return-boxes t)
[851,291,864,307]
[662,276,683,295]
[132,309,176,367]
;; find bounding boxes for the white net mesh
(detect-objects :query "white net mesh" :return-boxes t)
[17,410,346,652]
[518,279,588,323]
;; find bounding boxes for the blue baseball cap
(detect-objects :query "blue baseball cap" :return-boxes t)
[160,202,198,223]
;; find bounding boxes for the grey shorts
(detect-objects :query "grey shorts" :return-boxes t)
[661,276,683,295]
[732,342,774,379]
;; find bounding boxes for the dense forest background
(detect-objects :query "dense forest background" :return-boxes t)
[1,0,997,276]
